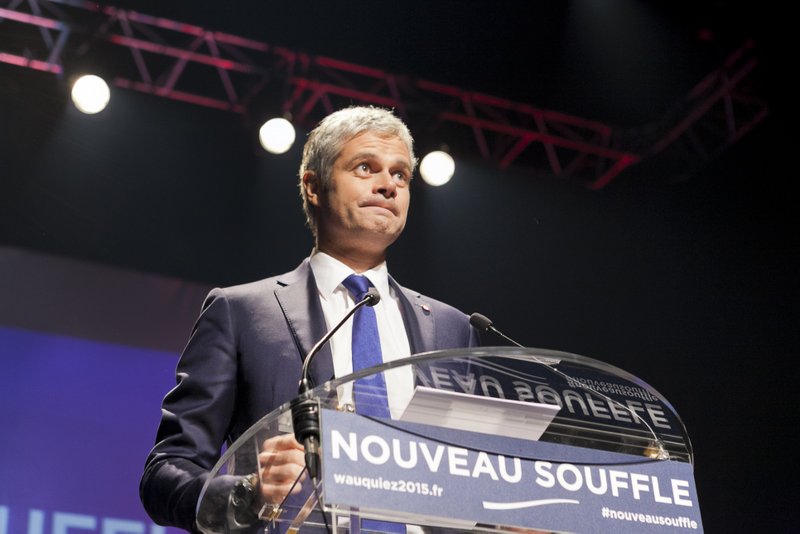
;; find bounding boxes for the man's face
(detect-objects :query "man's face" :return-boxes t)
[308,131,412,258]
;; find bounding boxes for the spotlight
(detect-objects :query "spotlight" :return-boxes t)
[419,150,455,186]
[259,117,296,154]
[71,75,110,114]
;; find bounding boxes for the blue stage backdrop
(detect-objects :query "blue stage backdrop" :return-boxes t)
[0,247,211,534]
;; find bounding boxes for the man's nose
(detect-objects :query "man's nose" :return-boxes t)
[375,170,397,198]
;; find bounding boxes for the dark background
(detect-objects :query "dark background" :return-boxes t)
[1,1,794,531]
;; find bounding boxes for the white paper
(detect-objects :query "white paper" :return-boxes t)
[399,386,560,441]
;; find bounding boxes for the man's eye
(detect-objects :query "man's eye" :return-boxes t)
[358,163,370,172]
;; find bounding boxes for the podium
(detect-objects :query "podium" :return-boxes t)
[196,347,702,533]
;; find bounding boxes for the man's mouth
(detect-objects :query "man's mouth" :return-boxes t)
[362,202,395,215]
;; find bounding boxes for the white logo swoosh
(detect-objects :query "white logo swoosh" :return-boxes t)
[483,499,580,510]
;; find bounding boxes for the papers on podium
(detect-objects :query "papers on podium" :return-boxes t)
[399,386,560,441]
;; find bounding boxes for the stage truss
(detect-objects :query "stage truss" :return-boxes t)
[0,0,770,189]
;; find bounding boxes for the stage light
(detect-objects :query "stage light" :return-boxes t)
[419,150,455,186]
[70,75,110,114]
[259,117,296,154]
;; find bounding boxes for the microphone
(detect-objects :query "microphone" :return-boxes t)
[291,286,381,480]
[469,311,669,460]
[470,312,525,347]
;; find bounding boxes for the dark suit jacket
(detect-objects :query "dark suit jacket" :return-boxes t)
[140,259,479,531]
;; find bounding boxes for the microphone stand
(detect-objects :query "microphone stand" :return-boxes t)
[469,312,670,460]
[291,288,381,481]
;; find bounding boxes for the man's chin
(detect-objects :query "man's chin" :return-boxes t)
[356,223,405,247]
[356,214,404,236]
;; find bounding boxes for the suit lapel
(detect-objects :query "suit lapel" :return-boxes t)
[275,260,335,387]
[391,276,436,355]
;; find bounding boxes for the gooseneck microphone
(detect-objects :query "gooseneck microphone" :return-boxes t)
[469,311,669,460]
[470,312,525,347]
[291,287,381,480]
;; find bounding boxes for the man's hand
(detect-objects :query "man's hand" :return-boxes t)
[257,433,307,504]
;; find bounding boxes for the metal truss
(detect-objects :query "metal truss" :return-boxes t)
[629,39,770,185]
[0,0,769,189]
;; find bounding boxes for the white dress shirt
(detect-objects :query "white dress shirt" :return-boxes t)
[308,252,414,419]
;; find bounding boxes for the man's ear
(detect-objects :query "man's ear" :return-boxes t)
[303,171,320,207]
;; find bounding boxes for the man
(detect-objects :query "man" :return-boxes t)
[140,106,479,532]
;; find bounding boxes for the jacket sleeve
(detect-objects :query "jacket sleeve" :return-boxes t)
[140,288,239,532]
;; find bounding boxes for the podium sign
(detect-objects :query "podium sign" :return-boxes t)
[322,409,702,533]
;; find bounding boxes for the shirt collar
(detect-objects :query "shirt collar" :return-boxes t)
[309,251,391,301]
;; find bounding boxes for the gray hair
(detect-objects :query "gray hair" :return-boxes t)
[298,106,417,239]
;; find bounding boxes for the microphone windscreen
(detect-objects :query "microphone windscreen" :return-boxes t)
[469,312,493,331]
[366,287,381,306]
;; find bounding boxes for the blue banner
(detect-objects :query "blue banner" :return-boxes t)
[0,326,184,534]
[321,409,703,533]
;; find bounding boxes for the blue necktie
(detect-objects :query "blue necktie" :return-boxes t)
[341,274,391,419]
[341,275,404,534]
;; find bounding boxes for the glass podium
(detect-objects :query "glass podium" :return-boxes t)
[196,347,700,534]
